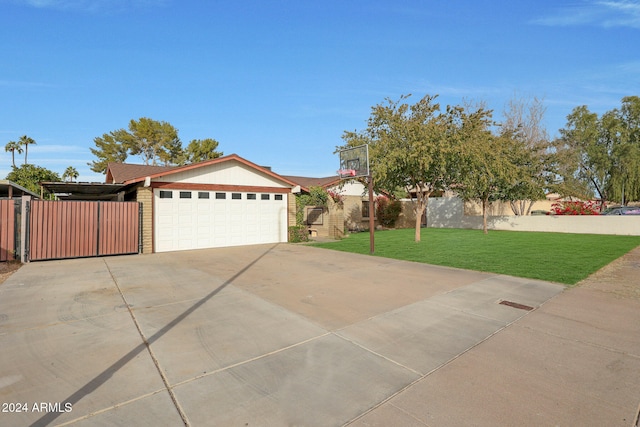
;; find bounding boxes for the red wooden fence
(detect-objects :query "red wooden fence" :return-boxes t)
[99,202,140,256]
[0,200,16,261]
[28,200,139,261]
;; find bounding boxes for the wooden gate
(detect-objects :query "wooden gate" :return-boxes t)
[0,199,17,261]
[27,200,140,261]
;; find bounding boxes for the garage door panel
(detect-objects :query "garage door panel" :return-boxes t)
[154,189,287,252]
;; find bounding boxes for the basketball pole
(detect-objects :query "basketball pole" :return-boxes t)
[368,173,374,254]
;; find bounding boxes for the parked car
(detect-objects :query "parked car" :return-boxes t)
[602,206,640,215]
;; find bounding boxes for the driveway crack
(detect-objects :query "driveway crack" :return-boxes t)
[103,259,191,427]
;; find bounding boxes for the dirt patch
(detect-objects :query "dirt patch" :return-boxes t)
[0,261,22,285]
[577,246,640,301]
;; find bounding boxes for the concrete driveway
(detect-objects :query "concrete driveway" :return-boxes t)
[0,243,638,426]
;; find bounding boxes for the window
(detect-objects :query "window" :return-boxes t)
[362,200,375,218]
[198,192,209,199]
[232,193,242,200]
[179,191,192,199]
[275,194,283,201]
[261,194,270,200]
[215,192,226,199]
[159,190,172,199]
[306,207,323,225]
[247,193,257,200]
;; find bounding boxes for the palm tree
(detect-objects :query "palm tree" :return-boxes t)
[19,135,36,165]
[62,166,79,182]
[4,140,23,168]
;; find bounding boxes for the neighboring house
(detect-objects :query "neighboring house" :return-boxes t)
[44,154,297,254]
[283,175,379,233]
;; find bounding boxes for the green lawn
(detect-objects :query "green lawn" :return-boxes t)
[311,228,640,285]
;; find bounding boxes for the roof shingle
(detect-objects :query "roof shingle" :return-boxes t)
[105,163,177,184]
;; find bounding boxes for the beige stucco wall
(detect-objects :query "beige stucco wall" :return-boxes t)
[343,195,379,231]
[303,198,345,239]
[464,199,554,216]
[135,186,153,254]
[287,193,296,229]
[426,197,640,235]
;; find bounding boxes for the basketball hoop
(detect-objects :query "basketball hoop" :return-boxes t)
[337,143,374,254]
[337,145,369,180]
[337,169,357,178]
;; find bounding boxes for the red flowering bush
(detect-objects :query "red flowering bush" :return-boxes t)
[327,189,344,207]
[550,200,600,215]
[375,196,402,227]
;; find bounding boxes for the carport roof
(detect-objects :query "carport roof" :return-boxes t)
[40,182,130,200]
[0,180,40,198]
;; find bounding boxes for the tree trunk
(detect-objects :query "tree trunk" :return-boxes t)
[525,200,534,216]
[509,200,519,215]
[482,196,489,234]
[414,203,423,242]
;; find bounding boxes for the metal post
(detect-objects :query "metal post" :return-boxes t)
[96,201,101,256]
[368,174,374,254]
[138,202,143,254]
[23,199,31,262]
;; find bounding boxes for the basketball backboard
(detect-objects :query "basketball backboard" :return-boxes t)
[338,144,369,179]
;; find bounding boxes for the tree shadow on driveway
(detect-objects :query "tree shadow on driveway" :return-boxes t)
[32,244,278,427]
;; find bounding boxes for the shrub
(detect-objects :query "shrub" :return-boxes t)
[550,200,600,215]
[375,196,402,227]
[288,226,309,243]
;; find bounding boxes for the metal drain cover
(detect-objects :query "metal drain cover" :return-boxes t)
[499,300,534,311]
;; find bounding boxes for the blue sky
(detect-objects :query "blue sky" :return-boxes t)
[1,0,638,182]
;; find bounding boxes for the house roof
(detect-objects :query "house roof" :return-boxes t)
[105,163,177,184]
[116,153,298,188]
[40,155,296,201]
[281,175,341,193]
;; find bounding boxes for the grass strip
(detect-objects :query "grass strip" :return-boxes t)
[311,228,640,285]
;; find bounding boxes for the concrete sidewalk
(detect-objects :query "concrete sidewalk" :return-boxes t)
[0,244,638,426]
[351,246,640,427]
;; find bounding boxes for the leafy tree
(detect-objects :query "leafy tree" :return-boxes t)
[89,132,129,173]
[62,166,79,182]
[119,118,182,166]
[552,101,640,207]
[451,106,519,234]
[4,140,23,168]
[340,94,454,242]
[89,118,225,173]
[89,118,184,172]
[607,96,640,204]
[500,95,551,215]
[19,135,36,165]
[6,164,60,196]
[181,138,223,164]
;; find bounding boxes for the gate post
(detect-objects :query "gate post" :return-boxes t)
[96,201,101,256]
[21,196,31,263]
[138,202,143,254]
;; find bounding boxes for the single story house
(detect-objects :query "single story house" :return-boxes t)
[44,154,298,254]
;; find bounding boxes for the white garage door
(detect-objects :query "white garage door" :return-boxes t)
[154,189,288,252]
